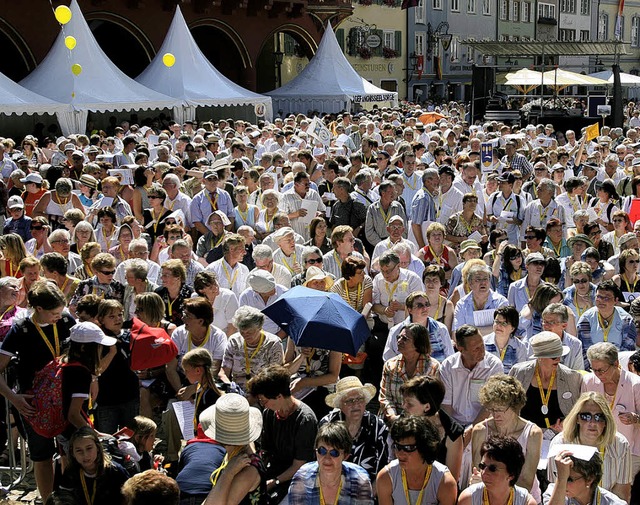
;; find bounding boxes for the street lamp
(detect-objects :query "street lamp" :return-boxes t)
[426,22,452,58]
[274,48,284,88]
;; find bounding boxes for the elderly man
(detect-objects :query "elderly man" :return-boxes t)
[48,229,82,275]
[190,169,234,236]
[272,227,306,276]
[162,174,192,228]
[521,178,566,238]
[365,180,406,247]
[251,244,292,287]
[115,238,161,285]
[372,250,423,327]
[206,234,249,297]
[351,170,378,208]
[577,280,637,368]
[329,177,367,237]
[122,259,158,321]
[409,168,440,250]
[438,324,503,429]
[391,242,424,279]
[501,141,532,179]
[281,171,325,241]
[238,270,287,337]
[167,239,204,287]
[372,215,416,262]
[261,213,305,251]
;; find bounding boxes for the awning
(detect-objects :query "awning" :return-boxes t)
[461,41,627,57]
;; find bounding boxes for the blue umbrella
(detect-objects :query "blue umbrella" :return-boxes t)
[262,286,370,355]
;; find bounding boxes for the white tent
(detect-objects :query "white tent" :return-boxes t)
[20,0,180,135]
[267,22,398,115]
[589,70,640,86]
[136,7,272,123]
[0,71,70,117]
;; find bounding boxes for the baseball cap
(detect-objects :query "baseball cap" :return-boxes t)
[70,322,117,346]
[7,196,24,209]
[20,173,43,184]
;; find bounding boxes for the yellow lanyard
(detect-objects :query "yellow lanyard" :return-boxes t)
[305,350,315,374]
[401,465,432,505]
[433,296,443,320]
[80,472,96,505]
[221,261,240,289]
[569,195,581,213]
[503,196,514,212]
[210,446,244,486]
[428,245,443,265]
[539,203,555,223]
[344,281,362,310]
[193,384,207,431]
[499,344,508,362]
[206,192,218,211]
[281,252,298,274]
[7,261,15,277]
[319,476,343,505]
[167,294,178,317]
[188,327,211,351]
[551,241,563,257]
[102,228,113,250]
[237,206,249,224]
[511,269,522,281]
[458,214,473,234]
[211,234,225,250]
[482,486,514,505]
[597,312,613,342]
[54,195,69,214]
[403,173,418,191]
[535,364,556,428]
[574,292,589,318]
[265,211,275,232]
[379,204,392,225]
[166,198,176,212]
[34,320,59,358]
[0,305,14,320]
[385,281,399,301]
[244,331,265,376]
[623,275,636,294]
[151,209,160,235]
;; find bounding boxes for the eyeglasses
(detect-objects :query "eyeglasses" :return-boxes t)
[478,462,502,472]
[412,302,430,309]
[629,260,640,264]
[567,475,585,483]
[100,270,116,276]
[524,235,536,240]
[578,412,606,423]
[573,278,589,284]
[613,219,626,223]
[316,446,341,458]
[343,396,366,406]
[50,239,70,244]
[306,257,323,264]
[493,319,511,327]
[595,294,614,302]
[393,442,418,453]
[591,365,612,375]
[542,319,562,326]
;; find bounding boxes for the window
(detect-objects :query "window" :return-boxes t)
[633,17,640,46]
[415,0,426,23]
[483,0,491,14]
[522,2,531,22]
[580,0,590,15]
[468,0,476,13]
[500,34,510,41]
[451,0,459,11]
[512,1,520,21]
[415,32,426,55]
[538,2,555,18]
[450,37,459,62]
[560,0,575,13]
[433,0,442,10]
[599,12,609,40]
[617,15,625,40]
[467,46,475,63]
[580,29,590,41]
[500,0,509,19]
[384,30,395,49]
[559,28,576,41]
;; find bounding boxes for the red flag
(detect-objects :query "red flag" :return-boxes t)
[417,55,424,80]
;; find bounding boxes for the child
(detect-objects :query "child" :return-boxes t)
[56,427,128,505]
[117,416,158,472]
[180,348,223,430]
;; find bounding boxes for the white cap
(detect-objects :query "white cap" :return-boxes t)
[7,196,23,209]
[70,322,117,346]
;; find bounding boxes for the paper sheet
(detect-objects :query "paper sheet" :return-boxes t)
[499,210,515,222]
[299,200,318,225]
[172,400,195,440]
[622,292,640,302]
[547,443,598,462]
[108,168,134,186]
[473,308,495,327]
[468,231,483,243]
[96,197,114,209]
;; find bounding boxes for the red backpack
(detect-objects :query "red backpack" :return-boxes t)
[129,317,178,371]
[26,358,88,438]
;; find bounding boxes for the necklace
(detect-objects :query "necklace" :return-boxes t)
[482,486,514,505]
[319,475,343,505]
[401,465,432,505]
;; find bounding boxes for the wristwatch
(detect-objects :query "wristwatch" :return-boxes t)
[274,478,281,486]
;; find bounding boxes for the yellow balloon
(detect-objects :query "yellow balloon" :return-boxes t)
[162,53,176,68]
[64,36,76,50]
[71,64,82,76]
[54,5,72,24]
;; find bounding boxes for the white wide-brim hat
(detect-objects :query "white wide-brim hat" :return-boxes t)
[200,393,262,446]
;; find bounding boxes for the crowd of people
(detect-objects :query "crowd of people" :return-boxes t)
[1,102,640,505]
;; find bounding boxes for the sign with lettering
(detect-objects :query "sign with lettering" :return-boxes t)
[366,34,382,48]
[352,93,396,103]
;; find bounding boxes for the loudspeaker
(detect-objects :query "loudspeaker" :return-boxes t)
[472,65,494,122]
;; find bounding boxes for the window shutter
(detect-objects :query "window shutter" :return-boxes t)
[336,29,345,51]
[395,31,402,56]
[348,28,359,56]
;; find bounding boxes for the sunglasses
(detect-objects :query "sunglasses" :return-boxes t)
[478,462,501,472]
[316,446,341,458]
[573,278,589,284]
[567,475,584,483]
[524,235,536,240]
[393,442,418,453]
[306,258,323,264]
[578,412,606,423]
[629,260,640,264]
[100,270,116,276]
[31,226,44,231]
[413,302,430,309]
[149,195,162,199]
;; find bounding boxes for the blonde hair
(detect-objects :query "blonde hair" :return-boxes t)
[562,392,616,448]
[0,233,28,266]
[461,259,488,293]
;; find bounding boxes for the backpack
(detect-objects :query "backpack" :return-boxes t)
[490,191,522,218]
[26,357,88,438]
[129,317,178,371]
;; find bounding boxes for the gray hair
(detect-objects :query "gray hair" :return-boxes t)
[55,177,73,196]
[0,276,20,290]
[542,303,569,323]
[156,145,170,156]
[605,153,619,164]
[466,264,492,283]
[537,178,556,194]
[125,258,149,281]
[422,168,439,182]
[49,228,70,243]
[302,246,322,263]
[354,170,372,186]
[170,239,190,253]
[573,209,590,222]
[253,244,274,262]
[333,177,352,192]
[392,242,412,257]
[291,161,307,173]
[232,306,265,331]
[163,173,180,186]
[73,221,96,243]
[587,342,618,366]
[379,250,400,268]
[129,238,149,253]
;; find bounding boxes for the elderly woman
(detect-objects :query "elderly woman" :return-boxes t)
[484,306,531,374]
[612,248,640,301]
[377,416,458,505]
[417,222,458,280]
[122,259,157,321]
[70,220,96,255]
[289,422,374,505]
[582,342,640,482]
[155,259,193,327]
[255,189,281,240]
[320,377,389,486]
[472,375,542,501]
[193,271,238,336]
[547,392,632,502]
[69,253,125,316]
[379,323,440,425]
[74,242,101,280]
[25,216,52,258]
[401,376,464,483]
[219,306,284,396]
[459,436,536,505]
[545,451,626,505]
[563,261,596,319]
[453,264,508,336]
[445,193,488,251]
[32,177,84,229]
[509,332,583,432]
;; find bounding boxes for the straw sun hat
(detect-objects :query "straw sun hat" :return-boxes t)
[200,393,262,446]
[325,376,377,408]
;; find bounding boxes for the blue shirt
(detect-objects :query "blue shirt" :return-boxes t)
[483,332,531,374]
[175,441,226,496]
[453,290,508,332]
[562,283,596,319]
[410,187,437,223]
[288,461,373,505]
[384,316,455,362]
[190,188,234,226]
[3,215,32,243]
[577,306,637,368]
[507,276,543,312]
